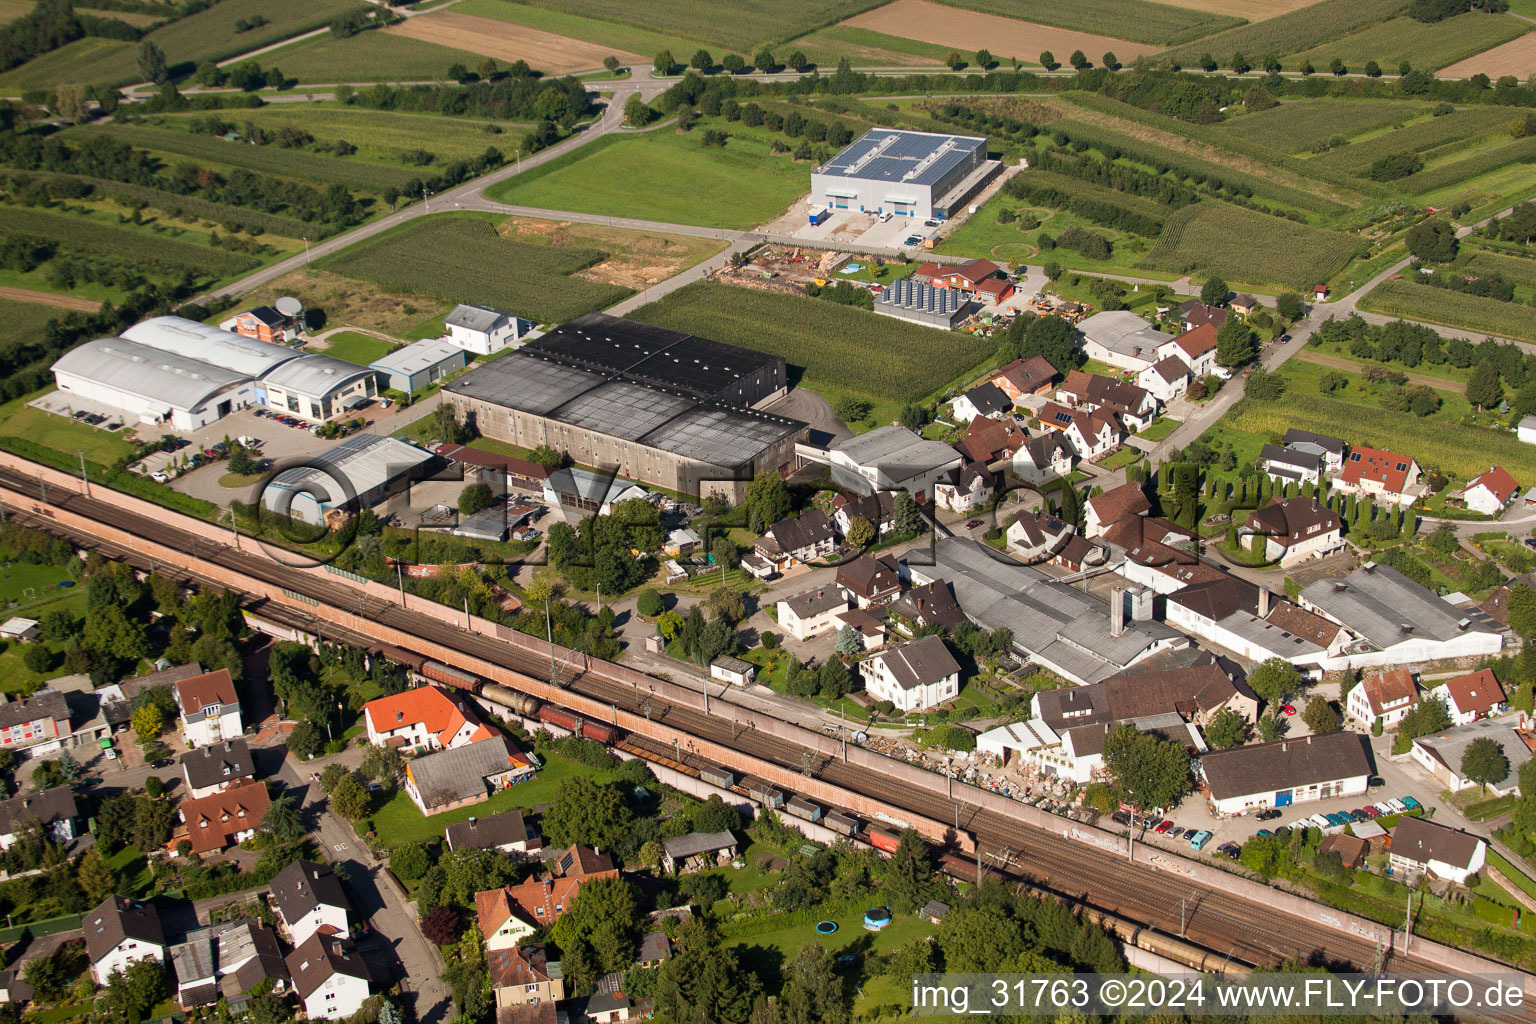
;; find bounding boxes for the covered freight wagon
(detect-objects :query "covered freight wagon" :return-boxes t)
[867,827,900,853]
[748,782,785,809]
[785,796,823,823]
[824,811,859,836]
[537,706,585,734]
[422,661,479,690]
[699,765,737,789]
[579,720,620,745]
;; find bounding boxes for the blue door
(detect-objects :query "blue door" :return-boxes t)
[1275,790,1293,807]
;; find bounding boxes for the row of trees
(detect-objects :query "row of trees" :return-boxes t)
[653,46,801,77]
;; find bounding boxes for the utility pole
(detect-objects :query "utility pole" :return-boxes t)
[76,450,89,497]
[1180,896,1187,937]
[397,562,406,606]
[545,597,557,687]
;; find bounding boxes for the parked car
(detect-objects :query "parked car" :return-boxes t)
[1188,830,1213,850]
[1111,810,1132,826]
[965,519,984,530]
[1138,816,1157,829]
[1216,842,1241,859]
[1385,798,1406,813]
[1154,820,1173,833]
[1255,829,1274,838]
[1361,805,1380,818]
[923,219,939,227]
[151,471,169,483]
[1401,796,1421,810]
[1256,808,1282,821]
[903,235,922,246]
[1167,826,1185,840]
[71,410,88,420]
[150,758,173,769]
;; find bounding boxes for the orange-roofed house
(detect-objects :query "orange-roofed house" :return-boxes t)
[175,668,242,749]
[364,685,494,754]
[912,259,1001,293]
[1456,465,1519,516]
[476,886,538,952]
[176,778,270,855]
[476,845,617,943]
[1430,669,1507,726]
[1346,668,1418,731]
[1155,323,1219,378]
[1337,446,1422,507]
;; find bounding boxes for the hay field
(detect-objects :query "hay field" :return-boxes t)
[1439,31,1536,78]
[840,0,1158,62]
[383,11,645,72]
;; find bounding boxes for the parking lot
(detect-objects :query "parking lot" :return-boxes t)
[762,200,942,252]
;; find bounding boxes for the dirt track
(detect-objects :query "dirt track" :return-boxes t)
[1439,31,1536,79]
[841,0,1159,62]
[384,12,646,73]
[1294,348,1467,393]
[0,286,99,312]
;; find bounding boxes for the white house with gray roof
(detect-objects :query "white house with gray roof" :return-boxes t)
[827,425,962,498]
[1411,719,1531,795]
[777,586,849,640]
[444,303,529,356]
[1078,311,1174,372]
[859,634,961,712]
[1299,562,1503,670]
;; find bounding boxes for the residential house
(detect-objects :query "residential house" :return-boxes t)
[174,669,243,749]
[1165,576,1338,669]
[445,809,536,855]
[1520,415,1536,445]
[989,356,1057,401]
[492,844,617,929]
[1388,817,1487,885]
[1456,466,1519,516]
[1259,444,1324,487]
[889,580,967,633]
[1411,718,1531,795]
[948,381,1013,423]
[934,459,995,513]
[1138,356,1191,403]
[1283,429,1348,472]
[1006,509,1074,562]
[1055,371,1158,432]
[836,554,902,608]
[709,656,755,686]
[581,975,636,1024]
[0,785,78,850]
[487,944,564,1011]
[170,920,289,1010]
[403,735,535,814]
[1037,402,1122,459]
[1317,833,1368,870]
[913,258,1002,292]
[181,739,256,799]
[859,634,961,712]
[754,510,836,572]
[178,778,271,855]
[957,417,1026,465]
[444,303,528,356]
[1346,668,1418,730]
[827,426,963,498]
[637,932,671,969]
[285,933,374,1020]
[1084,481,1151,539]
[777,587,850,641]
[1108,515,1219,595]
[1430,669,1507,726]
[1336,446,1422,507]
[1156,323,1219,378]
[476,887,538,952]
[661,830,739,873]
[1230,294,1259,316]
[1240,497,1344,565]
[1199,732,1373,815]
[831,491,896,537]
[270,860,351,948]
[1078,311,1173,372]
[1300,562,1504,670]
[0,689,71,758]
[832,607,886,650]
[86,896,166,984]
[363,684,494,754]
[1177,300,1229,330]
[1012,431,1075,486]
[220,305,301,343]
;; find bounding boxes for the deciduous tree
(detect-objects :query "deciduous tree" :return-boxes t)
[1462,737,1510,794]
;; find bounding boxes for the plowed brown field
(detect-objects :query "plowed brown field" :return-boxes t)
[840,0,1158,61]
[384,12,645,73]
[1439,31,1536,78]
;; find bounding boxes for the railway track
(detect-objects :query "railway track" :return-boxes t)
[0,467,1525,992]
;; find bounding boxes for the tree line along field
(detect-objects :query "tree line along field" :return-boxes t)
[506,0,888,52]
[1361,278,1536,344]
[1147,202,1356,288]
[320,214,631,325]
[1160,0,1406,65]
[1288,11,1529,73]
[484,130,807,231]
[631,280,996,404]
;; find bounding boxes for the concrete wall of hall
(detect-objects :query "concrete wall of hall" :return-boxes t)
[1,449,1529,991]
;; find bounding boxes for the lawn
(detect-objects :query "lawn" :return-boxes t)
[1220,99,1429,154]
[1147,202,1359,290]
[262,29,490,84]
[0,403,140,465]
[499,0,885,51]
[321,213,631,323]
[1360,278,1536,344]
[1288,12,1528,72]
[1137,417,1181,442]
[321,331,399,366]
[723,903,935,979]
[1097,446,1143,471]
[630,280,996,403]
[484,131,807,231]
[105,844,155,896]
[368,747,615,847]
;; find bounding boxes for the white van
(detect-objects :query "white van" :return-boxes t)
[879,211,892,222]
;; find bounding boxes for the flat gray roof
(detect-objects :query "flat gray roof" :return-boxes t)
[369,338,464,377]
[817,128,985,188]
[1415,719,1532,779]
[269,434,435,500]
[1302,563,1497,647]
[1079,311,1173,357]
[832,425,961,474]
[54,337,246,411]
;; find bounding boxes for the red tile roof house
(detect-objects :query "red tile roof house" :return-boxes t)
[989,356,1057,401]
[1084,481,1151,539]
[1037,402,1123,460]
[1346,668,1419,730]
[1455,465,1519,516]
[175,668,242,749]
[1336,446,1422,507]
[1155,322,1220,378]
[1054,371,1158,431]
[363,685,494,754]
[912,258,1002,292]
[175,778,271,856]
[1429,668,1507,726]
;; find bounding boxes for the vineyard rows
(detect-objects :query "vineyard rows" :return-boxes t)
[1362,278,1536,345]
[1146,201,1355,288]
[1161,0,1404,64]
[5,207,259,278]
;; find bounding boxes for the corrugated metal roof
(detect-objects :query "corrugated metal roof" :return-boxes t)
[368,338,464,378]
[122,316,300,378]
[53,337,247,410]
[263,353,376,399]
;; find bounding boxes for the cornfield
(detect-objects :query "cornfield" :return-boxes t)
[324,216,631,324]
[1362,278,1536,344]
[632,281,995,402]
[1145,201,1356,289]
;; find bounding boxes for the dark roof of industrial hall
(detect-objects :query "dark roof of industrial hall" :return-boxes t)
[519,313,783,398]
[816,128,986,187]
[1200,732,1373,800]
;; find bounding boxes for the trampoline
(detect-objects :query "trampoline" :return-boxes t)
[815,921,839,935]
[863,907,892,931]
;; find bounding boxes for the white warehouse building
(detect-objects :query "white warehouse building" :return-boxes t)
[810,128,997,221]
[51,316,379,429]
